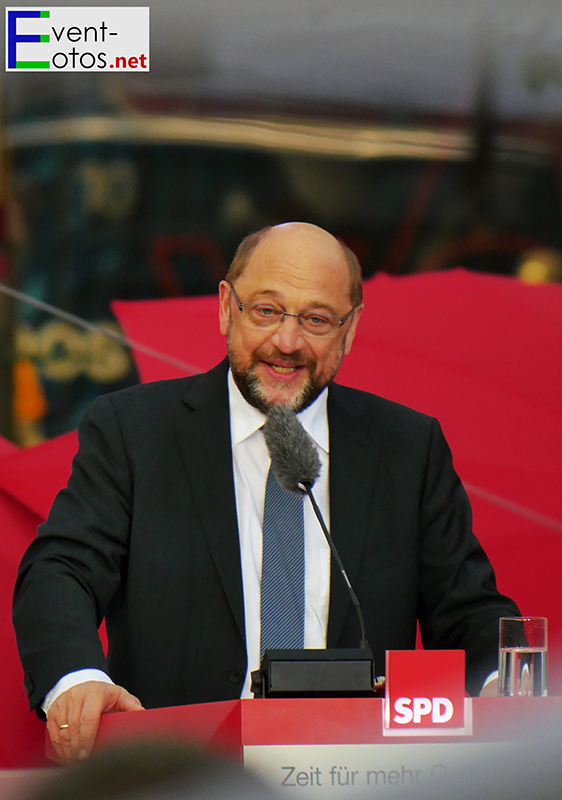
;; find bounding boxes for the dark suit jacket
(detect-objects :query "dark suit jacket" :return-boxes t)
[13,359,519,711]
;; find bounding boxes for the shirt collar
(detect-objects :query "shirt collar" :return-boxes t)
[227,369,329,453]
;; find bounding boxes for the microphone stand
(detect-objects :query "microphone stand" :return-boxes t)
[301,482,370,651]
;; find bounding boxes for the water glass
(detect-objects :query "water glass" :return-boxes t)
[498,617,548,697]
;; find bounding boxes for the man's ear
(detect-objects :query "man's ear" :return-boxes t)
[343,304,364,356]
[218,281,231,336]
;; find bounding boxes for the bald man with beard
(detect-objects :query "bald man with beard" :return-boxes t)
[14,223,519,764]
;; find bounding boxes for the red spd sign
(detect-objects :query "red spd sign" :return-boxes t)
[383,650,472,736]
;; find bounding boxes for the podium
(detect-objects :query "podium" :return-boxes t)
[86,697,562,796]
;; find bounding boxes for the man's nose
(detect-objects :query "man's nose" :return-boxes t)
[270,313,305,352]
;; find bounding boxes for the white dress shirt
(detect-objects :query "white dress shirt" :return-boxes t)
[43,370,331,712]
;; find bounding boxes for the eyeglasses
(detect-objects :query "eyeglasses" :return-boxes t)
[229,284,357,338]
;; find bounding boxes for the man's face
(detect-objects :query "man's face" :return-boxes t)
[219,224,363,412]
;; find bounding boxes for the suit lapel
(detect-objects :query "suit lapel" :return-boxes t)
[327,383,382,646]
[174,360,245,641]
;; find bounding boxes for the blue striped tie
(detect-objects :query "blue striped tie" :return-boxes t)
[260,466,305,656]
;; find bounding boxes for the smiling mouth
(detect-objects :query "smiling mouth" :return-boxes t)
[268,364,302,374]
[253,348,312,382]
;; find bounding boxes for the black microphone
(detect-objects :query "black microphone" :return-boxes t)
[263,405,371,652]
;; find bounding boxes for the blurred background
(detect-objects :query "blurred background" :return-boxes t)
[1,0,561,444]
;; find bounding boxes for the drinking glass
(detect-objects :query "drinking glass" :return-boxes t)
[498,617,548,697]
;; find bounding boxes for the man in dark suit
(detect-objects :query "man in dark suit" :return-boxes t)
[13,222,518,764]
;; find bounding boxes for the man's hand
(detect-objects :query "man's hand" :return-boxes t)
[46,681,144,764]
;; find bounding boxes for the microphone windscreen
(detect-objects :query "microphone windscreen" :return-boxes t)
[263,405,321,493]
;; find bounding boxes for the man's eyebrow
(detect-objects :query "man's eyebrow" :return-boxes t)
[248,289,339,314]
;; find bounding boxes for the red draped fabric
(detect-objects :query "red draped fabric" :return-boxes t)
[0,433,79,767]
